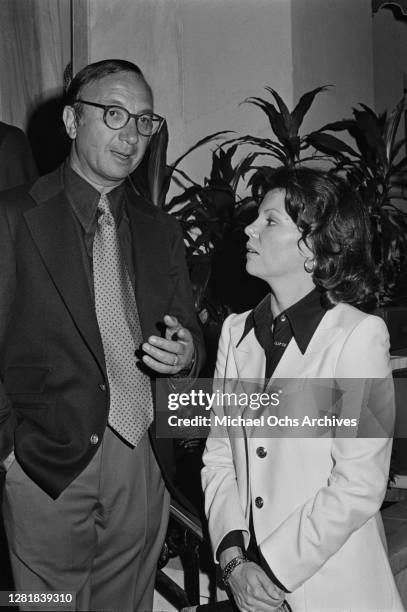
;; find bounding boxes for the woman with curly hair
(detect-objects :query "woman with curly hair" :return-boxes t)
[202,167,403,612]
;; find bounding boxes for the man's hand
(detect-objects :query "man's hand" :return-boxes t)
[142,314,195,374]
[223,557,285,612]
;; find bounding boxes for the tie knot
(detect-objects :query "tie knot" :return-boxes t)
[97,194,114,225]
[98,193,111,213]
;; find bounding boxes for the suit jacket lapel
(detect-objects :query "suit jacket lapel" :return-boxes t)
[24,183,106,375]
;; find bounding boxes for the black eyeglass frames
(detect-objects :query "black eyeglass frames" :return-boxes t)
[75,99,164,136]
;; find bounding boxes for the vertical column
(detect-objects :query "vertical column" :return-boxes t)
[72,0,89,74]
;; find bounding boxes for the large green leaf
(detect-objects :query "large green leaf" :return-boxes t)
[209,144,238,184]
[317,119,356,133]
[147,119,169,207]
[285,135,301,163]
[227,134,286,152]
[170,130,232,170]
[291,86,330,135]
[227,135,288,163]
[264,87,291,126]
[390,176,407,189]
[352,106,387,166]
[389,140,406,166]
[306,132,359,158]
[231,152,259,192]
[384,96,405,163]
[243,96,289,144]
[164,186,203,212]
[172,167,201,187]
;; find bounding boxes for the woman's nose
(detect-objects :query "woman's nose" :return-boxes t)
[244,223,256,238]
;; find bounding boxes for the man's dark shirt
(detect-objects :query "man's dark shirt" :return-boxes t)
[219,288,327,591]
[64,163,136,297]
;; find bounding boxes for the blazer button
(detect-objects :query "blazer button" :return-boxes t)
[256,446,267,458]
[255,496,264,509]
[90,434,99,445]
[99,383,106,392]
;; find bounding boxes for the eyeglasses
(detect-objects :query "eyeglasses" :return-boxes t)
[75,99,164,136]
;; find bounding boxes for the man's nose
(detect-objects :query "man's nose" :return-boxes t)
[119,118,139,144]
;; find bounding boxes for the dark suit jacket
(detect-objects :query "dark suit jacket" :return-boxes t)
[0,122,38,191]
[0,166,204,500]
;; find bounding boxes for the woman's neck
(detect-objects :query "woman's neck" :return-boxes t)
[269,278,315,318]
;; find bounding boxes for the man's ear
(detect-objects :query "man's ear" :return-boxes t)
[63,106,78,140]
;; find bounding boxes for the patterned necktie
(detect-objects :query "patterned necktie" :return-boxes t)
[93,193,154,446]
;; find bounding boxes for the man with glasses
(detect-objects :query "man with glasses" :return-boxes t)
[0,59,203,611]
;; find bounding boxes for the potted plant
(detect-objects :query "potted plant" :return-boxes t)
[308,97,407,311]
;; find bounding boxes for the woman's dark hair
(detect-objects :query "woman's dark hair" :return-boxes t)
[64,59,152,116]
[254,166,377,308]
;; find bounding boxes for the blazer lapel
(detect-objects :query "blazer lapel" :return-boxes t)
[230,310,342,380]
[24,187,106,375]
[270,326,342,379]
[231,325,266,380]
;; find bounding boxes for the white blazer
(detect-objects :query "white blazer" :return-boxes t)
[202,302,404,612]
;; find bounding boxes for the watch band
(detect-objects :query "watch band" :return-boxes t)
[222,553,249,586]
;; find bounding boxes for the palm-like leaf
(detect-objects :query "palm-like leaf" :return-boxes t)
[241,85,331,167]
[147,119,169,207]
[163,139,259,299]
[352,105,387,167]
[264,86,291,125]
[384,97,405,163]
[317,96,407,304]
[317,119,356,133]
[225,134,289,164]
[306,131,360,159]
[291,86,331,134]
[170,130,232,170]
[150,85,407,312]
[243,96,289,144]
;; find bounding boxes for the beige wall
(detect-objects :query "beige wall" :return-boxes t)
[291,0,374,134]
[0,0,71,130]
[88,0,294,181]
[86,0,396,183]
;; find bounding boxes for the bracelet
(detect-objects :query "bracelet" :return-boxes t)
[222,554,249,586]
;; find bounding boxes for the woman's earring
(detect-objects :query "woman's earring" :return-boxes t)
[304,258,315,274]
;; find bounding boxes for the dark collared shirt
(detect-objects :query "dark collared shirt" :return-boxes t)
[239,286,327,381]
[63,163,135,298]
[219,287,327,591]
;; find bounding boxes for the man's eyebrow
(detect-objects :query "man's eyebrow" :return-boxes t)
[99,99,153,114]
[98,98,128,107]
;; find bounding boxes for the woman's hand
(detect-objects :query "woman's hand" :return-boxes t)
[226,561,285,612]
